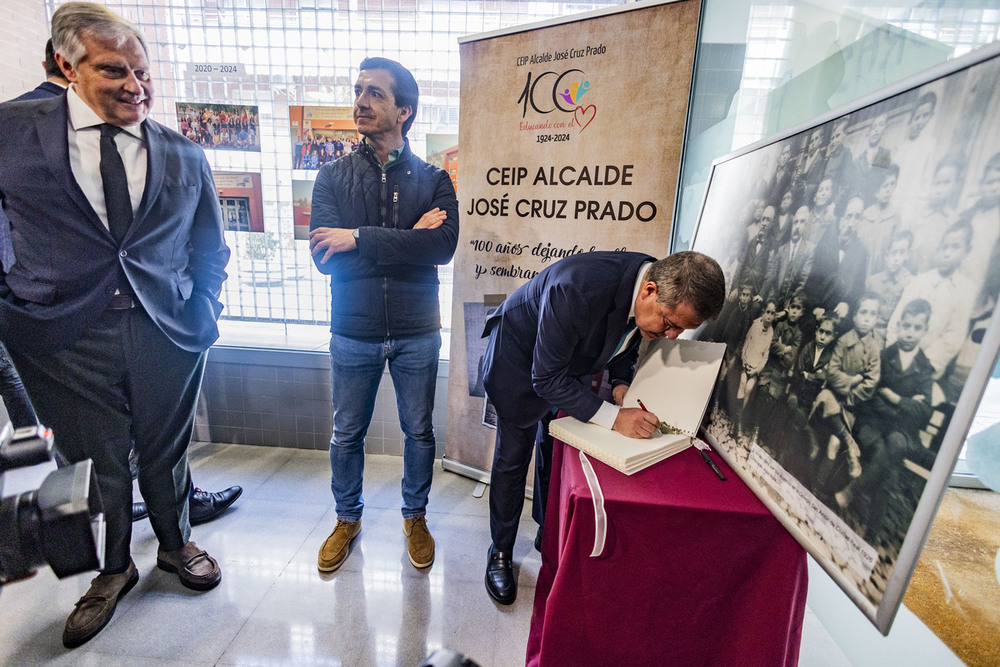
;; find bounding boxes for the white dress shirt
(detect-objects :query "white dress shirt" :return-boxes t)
[66,85,146,230]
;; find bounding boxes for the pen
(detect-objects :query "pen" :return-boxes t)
[700,449,726,481]
[637,399,649,411]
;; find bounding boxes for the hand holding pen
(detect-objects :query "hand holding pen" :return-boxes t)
[639,399,726,480]
[612,399,659,439]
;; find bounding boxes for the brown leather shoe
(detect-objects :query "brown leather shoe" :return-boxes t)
[63,560,139,648]
[403,516,435,568]
[156,541,221,591]
[318,518,361,572]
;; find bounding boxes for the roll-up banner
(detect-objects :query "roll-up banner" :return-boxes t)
[445,0,702,479]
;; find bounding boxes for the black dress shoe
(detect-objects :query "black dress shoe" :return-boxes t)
[485,544,516,605]
[131,502,148,522]
[189,485,243,525]
[534,525,543,552]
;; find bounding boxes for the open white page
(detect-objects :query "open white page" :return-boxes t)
[624,338,726,436]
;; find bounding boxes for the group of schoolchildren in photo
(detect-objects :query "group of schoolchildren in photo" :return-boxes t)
[293,132,360,169]
[701,88,1000,552]
[176,103,260,151]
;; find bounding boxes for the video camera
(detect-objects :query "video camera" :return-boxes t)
[0,422,105,590]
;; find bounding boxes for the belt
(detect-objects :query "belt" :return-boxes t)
[107,294,136,310]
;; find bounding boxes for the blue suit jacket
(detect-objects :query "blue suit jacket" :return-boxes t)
[0,95,230,354]
[482,251,653,427]
[0,82,64,271]
[9,81,66,102]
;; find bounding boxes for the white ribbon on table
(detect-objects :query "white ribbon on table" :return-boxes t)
[578,451,607,558]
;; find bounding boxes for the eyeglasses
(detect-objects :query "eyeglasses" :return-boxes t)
[656,307,685,335]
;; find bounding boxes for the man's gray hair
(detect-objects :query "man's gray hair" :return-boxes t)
[646,251,726,322]
[52,2,147,69]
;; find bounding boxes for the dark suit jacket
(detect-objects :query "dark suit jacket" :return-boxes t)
[789,339,834,408]
[807,224,868,314]
[482,251,652,428]
[0,82,64,270]
[733,234,774,297]
[857,343,933,443]
[0,95,230,354]
[764,237,814,307]
[796,150,828,205]
[8,81,65,102]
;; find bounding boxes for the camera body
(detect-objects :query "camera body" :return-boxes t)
[0,422,105,587]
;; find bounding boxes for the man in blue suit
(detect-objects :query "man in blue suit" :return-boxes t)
[9,39,68,102]
[481,250,725,604]
[0,3,230,647]
[3,37,243,529]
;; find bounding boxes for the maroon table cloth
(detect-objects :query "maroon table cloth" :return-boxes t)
[525,438,807,666]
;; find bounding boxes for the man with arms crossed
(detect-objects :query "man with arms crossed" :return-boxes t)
[481,250,725,604]
[0,2,230,647]
[309,57,458,572]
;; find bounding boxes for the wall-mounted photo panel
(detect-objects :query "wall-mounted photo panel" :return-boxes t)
[176,103,260,152]
[292,178,314,240]
[691,42,1000,634]
[213,171,264,233]
[289,106,359,170]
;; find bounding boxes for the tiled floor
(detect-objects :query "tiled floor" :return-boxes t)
[0,442,850,666]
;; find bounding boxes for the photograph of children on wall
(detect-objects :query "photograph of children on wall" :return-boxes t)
[289,106,360,170]
[692,48,1000,625]
[176,103,260,152]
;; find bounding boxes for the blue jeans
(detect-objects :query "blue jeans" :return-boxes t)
[328,331,440,520]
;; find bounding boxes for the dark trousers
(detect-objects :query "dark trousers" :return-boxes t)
[531,412,554,528]
[482,317,556,552]
[10,306,206,573]
[488,409,554,553]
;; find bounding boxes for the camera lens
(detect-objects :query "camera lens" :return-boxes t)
[0,460,105,584]
[0,490,45,583]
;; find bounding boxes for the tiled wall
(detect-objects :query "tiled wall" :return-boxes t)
[194,346,449,458]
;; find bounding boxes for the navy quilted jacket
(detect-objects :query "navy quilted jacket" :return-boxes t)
[310,140,459,337]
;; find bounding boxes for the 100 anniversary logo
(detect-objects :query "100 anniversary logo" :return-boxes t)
[516,68,596,135]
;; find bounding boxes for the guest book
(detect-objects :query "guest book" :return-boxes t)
[549,338,726,474]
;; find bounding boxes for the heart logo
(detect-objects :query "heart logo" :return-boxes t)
[573,105,596,132]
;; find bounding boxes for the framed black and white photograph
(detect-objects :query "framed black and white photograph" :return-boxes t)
[691,42,1000,634]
